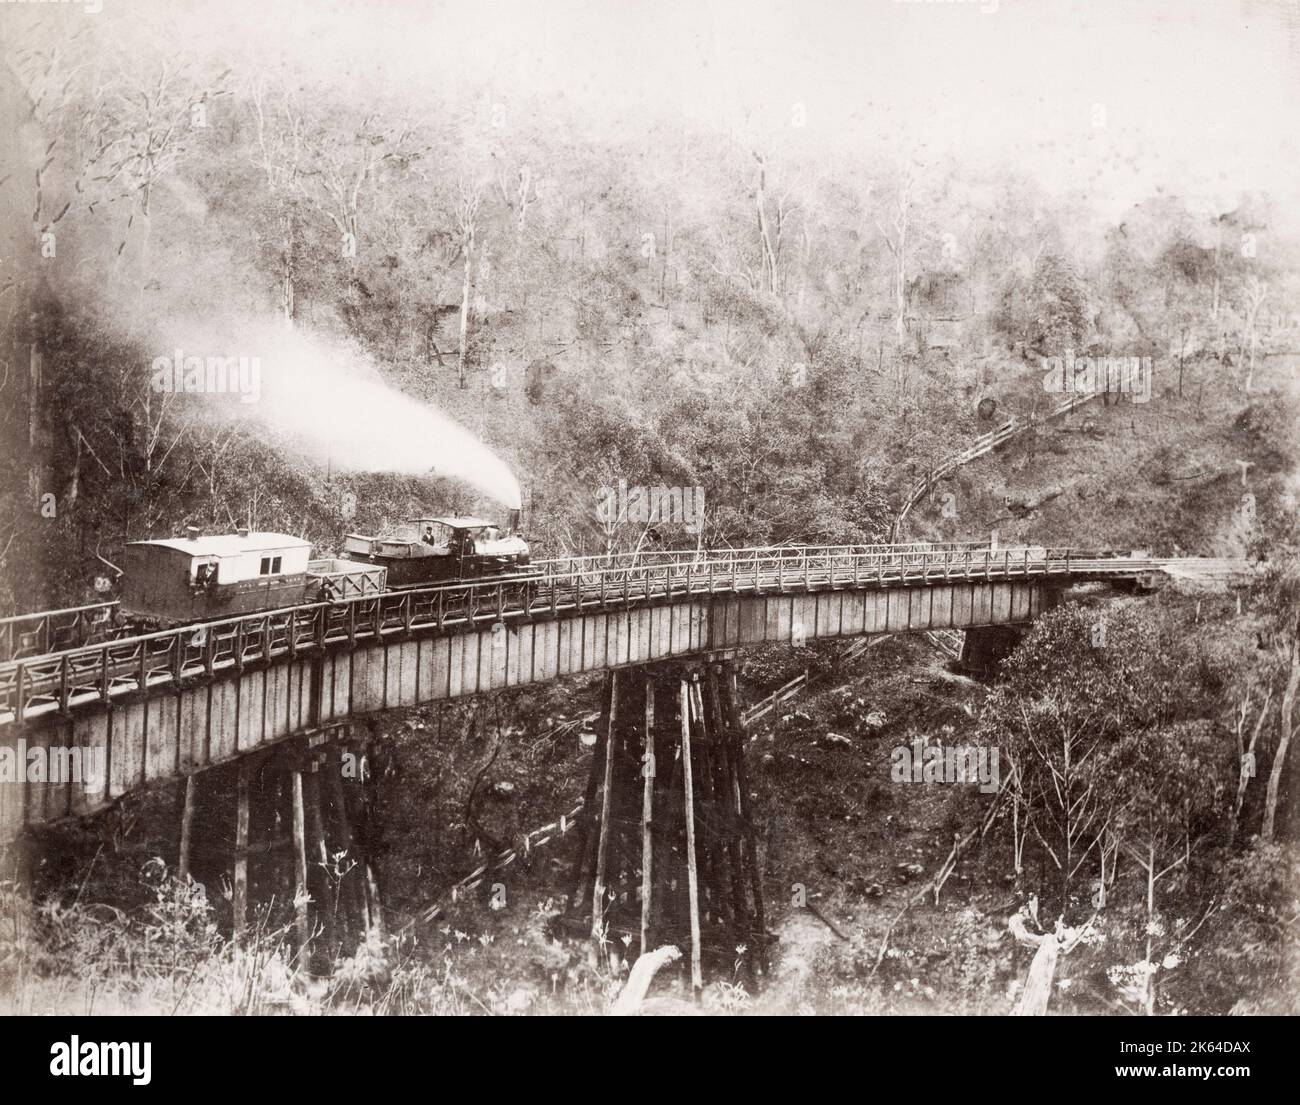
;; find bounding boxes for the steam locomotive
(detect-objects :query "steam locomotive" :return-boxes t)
[119,512,534,626]
[340,513,532,589]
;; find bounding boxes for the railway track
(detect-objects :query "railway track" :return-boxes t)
[0,544,1256,726]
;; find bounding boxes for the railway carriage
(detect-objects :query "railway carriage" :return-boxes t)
[120,529,387,626]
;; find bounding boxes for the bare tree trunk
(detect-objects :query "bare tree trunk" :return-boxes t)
[590,673,619,965]
[454,181,482,389]
[233,761,250,940]
[1231,690,1269,846]
[754,154,779,295]
[178,774,197,881]
[280,211,296,327]
[457,245,472,389]
[28,345,41,506]
[1262,650,1299,842]
[1143,840,1156,1016]
[681,679,703,994]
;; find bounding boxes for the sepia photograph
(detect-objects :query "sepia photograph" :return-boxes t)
[0,0,1297,1054]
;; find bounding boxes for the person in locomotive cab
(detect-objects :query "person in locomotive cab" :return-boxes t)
[423,526,437,546]
[194,562,216,589]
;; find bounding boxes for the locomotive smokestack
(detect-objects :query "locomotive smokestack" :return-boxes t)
[506,508,521,535]
[187,526,200,542]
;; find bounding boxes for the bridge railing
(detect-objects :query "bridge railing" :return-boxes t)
[0,544,1109,723]
[532,541,995,585]
[0,601,120,664]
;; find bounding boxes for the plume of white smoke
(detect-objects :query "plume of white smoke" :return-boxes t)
[155,321,522,510]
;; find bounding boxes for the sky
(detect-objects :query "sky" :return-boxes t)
[13,0,1300,220]
[159,0,1300,221]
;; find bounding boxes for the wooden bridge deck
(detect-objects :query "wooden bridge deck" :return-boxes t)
[0,544,1253,841]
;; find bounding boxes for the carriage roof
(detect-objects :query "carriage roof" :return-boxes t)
[128,532,311,558]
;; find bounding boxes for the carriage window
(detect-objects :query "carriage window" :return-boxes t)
[259,556,282,576]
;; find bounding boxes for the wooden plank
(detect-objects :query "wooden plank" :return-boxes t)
[992,583,1012,624]
[885,589,908,632]
[427,636,451,701]
[647,605,666,660]
[630,608,652,664]
[556,619,578,676]
[612,609,631,668]
[738,595,765,647]
[398,641,419,707]
[680,679,702,993]
[213,679,240,761]
[536,621,561,683]
[460,630,481,696]
[953,584,974,628]
[24,720,58,824]
[908,587,928,632]
[476,625,496,690]
[266,664,289,741]
[145,694,177,782]
[931,585,955,629]
[178,774,197,881]
[841,592,866,636]
[290,660,309,732]
[504,623,523,688]
[823,591,844,638]
[367,644,388,711]
[233,759,250,939]
[509,623,535,688]
[488,624,509,690]
[350,648,371,713]
[792,595,817,645]
[591,674,618,960]
[640,674,655,957]
[447,634,466,698]
[724,594,743,648]
[328,653,351,722]
[582,613,603,673]
[114,700,146,794]
[72,714,108,814]
[237,669,265,753]
[291,767,309,952]
[689,601,708,652]
[1010,582,1030,622]
[671,602,692,655]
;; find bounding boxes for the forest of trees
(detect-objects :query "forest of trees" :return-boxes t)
[1,6,1298,1021]
[2,15,1298,612]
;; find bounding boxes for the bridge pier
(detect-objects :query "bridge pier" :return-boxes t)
[958,626,1025,677]
[565,657,767,989]
[205,725,384,972]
